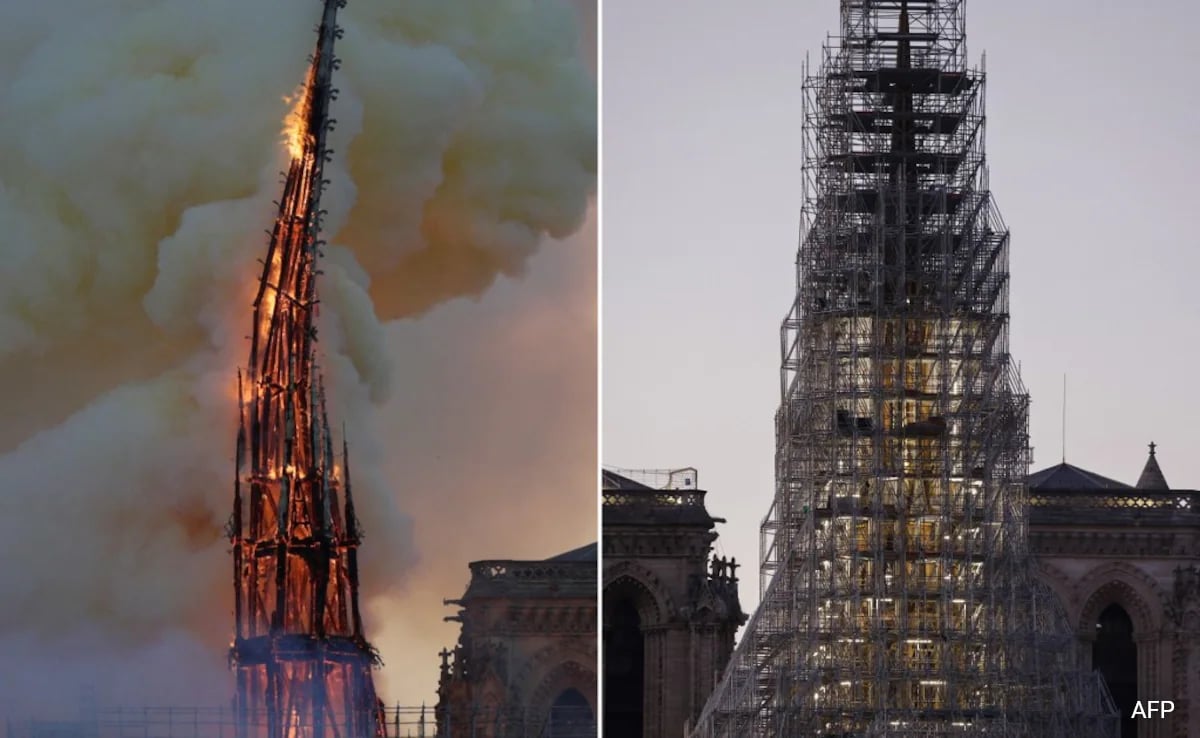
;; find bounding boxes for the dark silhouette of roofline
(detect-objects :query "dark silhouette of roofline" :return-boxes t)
[1028,462,1132,491]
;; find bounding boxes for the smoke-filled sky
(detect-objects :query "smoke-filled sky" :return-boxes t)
[603,0,1200,618]
[0,0,595,715]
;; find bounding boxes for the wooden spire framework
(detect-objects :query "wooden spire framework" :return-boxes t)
[228,2,384,736]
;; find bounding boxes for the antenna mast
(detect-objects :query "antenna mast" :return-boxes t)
[1062,373,1067,463]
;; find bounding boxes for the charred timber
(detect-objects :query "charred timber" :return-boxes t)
[227,1,384,737]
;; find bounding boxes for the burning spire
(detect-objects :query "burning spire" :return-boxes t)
[228,1,385,736]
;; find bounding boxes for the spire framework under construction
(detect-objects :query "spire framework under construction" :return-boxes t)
[692,2,1117,736]
[228,1,384,736]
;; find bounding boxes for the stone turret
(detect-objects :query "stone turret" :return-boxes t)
[1136,441,1170,490]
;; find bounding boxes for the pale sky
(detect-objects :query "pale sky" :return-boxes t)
[602,0,1200,617]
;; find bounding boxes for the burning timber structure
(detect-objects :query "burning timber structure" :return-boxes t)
[227,0,384,736]
[690,2,1118,736]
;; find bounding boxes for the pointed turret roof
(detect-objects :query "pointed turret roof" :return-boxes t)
[1136,442,1170,490]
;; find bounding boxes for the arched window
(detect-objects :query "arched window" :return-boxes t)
[546,688,595,738]
[1093,603,1137,737]
[604,598,643,738]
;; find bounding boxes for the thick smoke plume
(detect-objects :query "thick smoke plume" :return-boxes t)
[0,0,594,715]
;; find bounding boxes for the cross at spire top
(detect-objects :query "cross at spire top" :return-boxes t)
[1137,441,1169,490]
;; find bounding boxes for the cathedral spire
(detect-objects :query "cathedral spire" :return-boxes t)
[228,1,384,736]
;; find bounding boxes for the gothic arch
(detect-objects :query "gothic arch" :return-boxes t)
[526,659,598,720]
[509,640,596,708]
[1074,561,1165,637]
[603,560,677,626]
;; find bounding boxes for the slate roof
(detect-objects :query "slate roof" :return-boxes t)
[602,469,654,490]
[1026,462,1132,491]
[546,543,597,562]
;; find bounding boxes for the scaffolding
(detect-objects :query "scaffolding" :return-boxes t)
[690,2,1118,736]
[602,467,700,491]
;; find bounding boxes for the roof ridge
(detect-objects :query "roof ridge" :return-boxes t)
[1028,461,1132,490]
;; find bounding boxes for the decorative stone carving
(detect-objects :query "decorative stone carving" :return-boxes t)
[603,471,745,738]
[1074,562,1164,637]
[603,560,677,626]
[437,545,596,738]
[1166,566,1200,634]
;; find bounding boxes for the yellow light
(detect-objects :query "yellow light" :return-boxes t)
[281,69,315,160]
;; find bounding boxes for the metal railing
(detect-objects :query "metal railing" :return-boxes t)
[4,705,593,738]
[602,467,698,491]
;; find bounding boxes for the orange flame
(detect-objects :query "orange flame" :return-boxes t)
[282,69,315,160]
[258,285,278,343]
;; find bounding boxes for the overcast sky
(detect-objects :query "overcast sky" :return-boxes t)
[601,0,1200,615]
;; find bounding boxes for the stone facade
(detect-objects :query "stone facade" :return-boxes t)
[605,451,1199,738]
[437,544,597,738]
[1029,448,1200,738]
[601,469,745,738]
